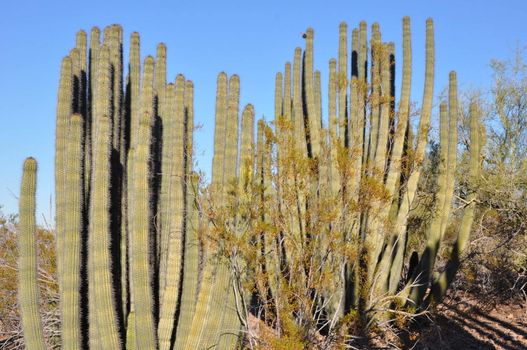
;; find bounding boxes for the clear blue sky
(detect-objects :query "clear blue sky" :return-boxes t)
[0,0,525,222]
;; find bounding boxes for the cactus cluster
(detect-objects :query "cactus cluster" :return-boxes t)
[252,17,482,334]
[17,17,481,349]
[18,24,220,349]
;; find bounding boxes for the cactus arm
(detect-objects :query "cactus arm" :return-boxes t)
[284,62,292,121]
[440,72,459,238]
[408,102,450,306]
[366,24,381,168]
[338,22,348,146]
[385,17,412,204]
[158,82,176,298]
[55,55,72,297]
[109,25,124,151]
[62,114,85,349]
[18,158,47,350]
[304,28,320,158]
[129,56,157,349]
[328,58,340,196]
[366,17,411,297]
[186,73,241,349]
[89,113,122,347]
[158,75,186,350]
[388,18,435,294]
[431,101,480,302]
[212,72,229,193]
[292,47,306,154]
[358,22,368,165]
[156,43,168,276]
[174,173,201,349]
[85,26,100,200]
[240,104,255,185]
[224,75,241,183]
[216,74,243,349]
[275,72,283,121]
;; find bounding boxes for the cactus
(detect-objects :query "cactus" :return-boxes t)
[17,17,480,349]
[18,158,46,350]
[62,114,84,349]
[157,74,186,350]
[130,64,157,348]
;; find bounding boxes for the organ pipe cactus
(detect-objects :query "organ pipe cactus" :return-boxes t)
[18,158,46,350]
[17,17,481,349]
[262,16,480,338]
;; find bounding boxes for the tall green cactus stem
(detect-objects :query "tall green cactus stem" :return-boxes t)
[409,71,458,306]
[357,21,368,165]
[173,82,197,350]
[431,101,480,302]
[158,75,186,350]
[216,74,242,350]
[155,43,168,272]
[293,47,306,154]
[185,80,194,171]
[274,72,284,208]
[315,70,327,191]
[388,18,435,294]
[85,27,100,195]
[284,62,292,121]
[212,72,229,193]
[70,48,81,114]
[408,102,449,306]
[375,43,391,172]
[328,58,339,196]
[62,114,85,349]
[18,158,46,350]
[338,22,348,146]
[365,44,393,292]
[174,172,201,349]
[75,30,87,113]
[86,27,100,348]
[125,32,141,336]
[75,29,90,200]
[367,23,381,167]
[186,73,241,349]
[128,32,141,152]
[55,55,72,294]
[158,82,176,298]
[88,44,122,347]
[109,25,123,150]
[372,17,412,296]
[384,17,412,214]
[304,28,320,158]
[275,72,283,121]
[224,75,240,183]
[239,104,255,186]
[130,102,156,349]
[328,59,337,142]
[440,72,459,237]
[129,55,157,350]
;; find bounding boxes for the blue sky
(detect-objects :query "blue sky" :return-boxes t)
[0,0,526,222]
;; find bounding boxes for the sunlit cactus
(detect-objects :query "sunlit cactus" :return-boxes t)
[16,17,481,349]
[18,158,46,350]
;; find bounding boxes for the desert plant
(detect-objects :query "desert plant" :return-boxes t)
[204,17,482,348]
[16,18,482,350]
